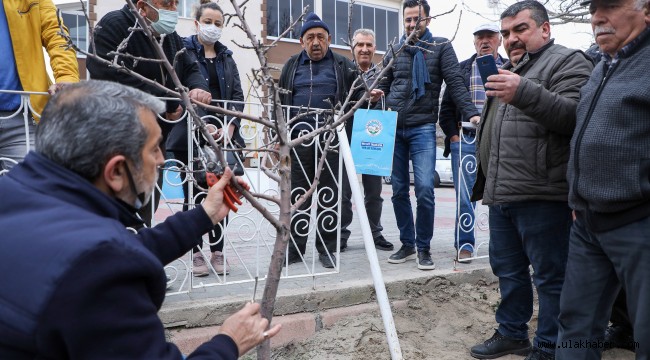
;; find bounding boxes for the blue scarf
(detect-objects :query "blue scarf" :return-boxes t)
[401,28,433,100]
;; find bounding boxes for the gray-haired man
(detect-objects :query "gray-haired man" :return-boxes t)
[0,80,280,358]
[340,28,393,253]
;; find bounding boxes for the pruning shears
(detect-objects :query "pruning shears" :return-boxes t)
[199,145,244,212]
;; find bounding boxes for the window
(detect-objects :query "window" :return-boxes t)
[177,0,199,19]
[61,11,88,55]
[322,0,399,52]
[266,0,315,39]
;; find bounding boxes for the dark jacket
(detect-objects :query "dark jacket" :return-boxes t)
[0,152,238,359]
[279,49,359,112]
[86,5,209,138]
[472,40,593,204]
[568,29,650,232]
[167,35,245,151]
[439,53,506,157]
[378,36,479,128]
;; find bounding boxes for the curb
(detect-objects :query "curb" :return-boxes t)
[163,267,497,353]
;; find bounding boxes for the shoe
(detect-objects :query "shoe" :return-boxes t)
[283,252,302,267]
[374,235,394,251]
[457,249,473,263]
[319,253,336,268]
[210,251,230,274]
[604,324,635,352]
[417,250,435,270]
[387,245,416,264]
[340,243,347,252]
[192,252,209,277]
[524,348,554,360]
[470,330,531,359]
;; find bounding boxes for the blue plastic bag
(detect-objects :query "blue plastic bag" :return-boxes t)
[350,108,397,176]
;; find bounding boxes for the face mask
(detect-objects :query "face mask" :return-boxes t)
[146,3,178,35]
[198,23,222,44]
[123,163,149,210]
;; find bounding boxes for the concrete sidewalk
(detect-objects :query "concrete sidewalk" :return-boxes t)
[159,184,493,351]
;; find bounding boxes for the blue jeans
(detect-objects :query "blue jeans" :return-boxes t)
[391,123,436,251]
[450,137,476,251]
[557,215,650,359]
[489,201,571,354]
[0,110,35,171]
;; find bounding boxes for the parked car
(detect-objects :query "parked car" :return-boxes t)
[383,147,454,187]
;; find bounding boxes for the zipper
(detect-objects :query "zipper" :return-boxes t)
[571,61,618,208]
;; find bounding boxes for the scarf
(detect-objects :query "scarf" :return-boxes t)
[402,28,433,100]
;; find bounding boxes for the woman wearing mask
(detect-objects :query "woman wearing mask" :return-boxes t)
[168,0,245,277]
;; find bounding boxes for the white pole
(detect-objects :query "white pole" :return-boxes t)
[336,123,403,360]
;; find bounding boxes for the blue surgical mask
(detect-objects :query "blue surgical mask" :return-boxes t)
[146,2,178,35]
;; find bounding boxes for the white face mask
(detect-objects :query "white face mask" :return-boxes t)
[198,23,222,44]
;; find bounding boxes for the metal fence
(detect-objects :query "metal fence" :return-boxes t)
[1,89,490,295]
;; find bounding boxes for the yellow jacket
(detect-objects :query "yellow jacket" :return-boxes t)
[3,0,79,119]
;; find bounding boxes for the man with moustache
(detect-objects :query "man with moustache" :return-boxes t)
[557,0,650,358]
[340,28,393,253]
[439,23,505,262]
[279,13,379,268]
[469,1,593,359]
[378,0,480,271]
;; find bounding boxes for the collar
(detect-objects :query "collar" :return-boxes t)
[300,48,333,64]
[12,152,144,228]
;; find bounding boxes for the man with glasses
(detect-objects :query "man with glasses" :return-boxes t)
[378,0,480,270]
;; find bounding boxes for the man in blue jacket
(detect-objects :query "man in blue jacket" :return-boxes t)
[379,0,480,270]
[0,80,280,359]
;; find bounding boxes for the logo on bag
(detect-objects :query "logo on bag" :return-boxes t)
[365,119,382,136]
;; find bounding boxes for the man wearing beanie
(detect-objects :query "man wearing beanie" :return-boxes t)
[279,12,359,269]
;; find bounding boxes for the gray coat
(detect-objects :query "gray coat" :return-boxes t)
[473,40,593,204]
[568,29,650,232]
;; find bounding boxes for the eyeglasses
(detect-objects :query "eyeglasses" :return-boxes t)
[404,17,422,24]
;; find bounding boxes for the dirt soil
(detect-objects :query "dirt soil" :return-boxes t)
[259,278,635,360]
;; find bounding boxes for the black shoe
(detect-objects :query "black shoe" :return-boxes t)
[417,250,435,270]
[387,245,416,264]
[283,252,302,267]
[470,330,531,359]
[340,243,347,252]
[604,324,635,352]
[373,235,394,251]
[524,348,554,360]
[319,253,336,268]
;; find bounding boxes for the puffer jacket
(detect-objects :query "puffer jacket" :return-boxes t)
[378,34,479,128]
[473,40,593,204]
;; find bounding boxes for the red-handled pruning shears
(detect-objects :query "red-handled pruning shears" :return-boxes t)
[200,145,244,212]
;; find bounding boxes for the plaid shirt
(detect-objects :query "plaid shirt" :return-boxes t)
[469,56,503,113]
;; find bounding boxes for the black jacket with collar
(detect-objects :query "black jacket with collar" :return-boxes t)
[87,5,208,138]
[279,49,359,112]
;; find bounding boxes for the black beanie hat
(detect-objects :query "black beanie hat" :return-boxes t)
[300,12,330,38]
